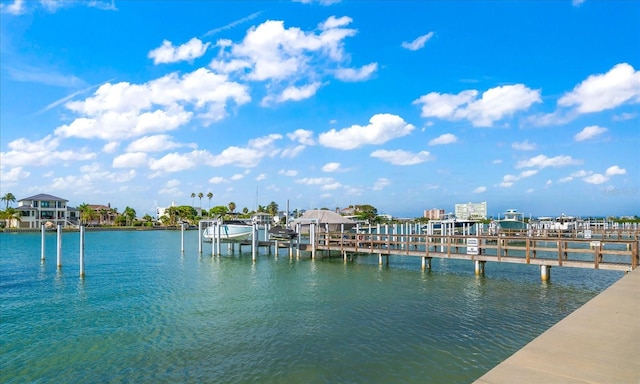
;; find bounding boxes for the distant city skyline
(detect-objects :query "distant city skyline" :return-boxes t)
[1,0,639,218]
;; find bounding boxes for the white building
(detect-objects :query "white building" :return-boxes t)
[16,193,71,228]
[454,201,487,220]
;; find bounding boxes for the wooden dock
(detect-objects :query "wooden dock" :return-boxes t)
[311,230,639,277]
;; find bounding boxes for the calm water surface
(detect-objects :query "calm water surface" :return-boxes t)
[0,230,622,383]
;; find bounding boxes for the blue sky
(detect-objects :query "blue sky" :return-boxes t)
[1,0,639,218]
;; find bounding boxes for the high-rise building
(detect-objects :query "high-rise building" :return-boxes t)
[454,202,487,220]
[423,208,445,220]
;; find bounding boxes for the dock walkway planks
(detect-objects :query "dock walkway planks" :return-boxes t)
[474,268,640,383]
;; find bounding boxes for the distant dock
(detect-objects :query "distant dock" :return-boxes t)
[311,227,639,279]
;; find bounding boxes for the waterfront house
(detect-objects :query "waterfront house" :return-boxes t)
[86,204,118,226]
[16,193,70,229]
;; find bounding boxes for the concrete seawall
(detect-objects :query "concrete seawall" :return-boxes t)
[474,268,640,383]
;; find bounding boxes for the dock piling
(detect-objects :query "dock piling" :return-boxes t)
[41,224,46,262]
[475,260,485,276]
[540,265,551,281]
[56,224,62,268]
[79,225,85,278]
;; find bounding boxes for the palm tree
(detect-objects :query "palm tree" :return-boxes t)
[1,192,16,209]
[123,206,136,226]
[267,201,279,216]
[142,214,153,227]
[190,192,196,207]
[207,192,213,209]
[198,192,203,208]
[228,201,236,213]
[78,203,92,225]
[0,207,21,228]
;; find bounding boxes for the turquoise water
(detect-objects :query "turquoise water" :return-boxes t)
[1,230,623,383]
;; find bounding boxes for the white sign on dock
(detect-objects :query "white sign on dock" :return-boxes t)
[467,238,479,255]
[584,229,592,239]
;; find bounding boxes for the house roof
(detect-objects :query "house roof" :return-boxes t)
[88,204,111,210]
[20,193,68,202]
[293,209,355,224]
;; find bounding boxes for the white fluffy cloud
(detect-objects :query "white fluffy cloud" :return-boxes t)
[515,154,581,169]
[414,84,541,127]
[148,38,210,64]
[473,186,487,193]
[334,63,378,82]
[370,149,433,165]
[126,134,192,152]
[287,129,315,145]
[210,16,375,104]
[112,152,148,168]
[318,113,415,149]
[580,165,625,185]
[558,63,640,113]
[429,133,457,145]
[55,68,250,140]
[0,135,96,168]
[499,170,538,188]
[261,82,322,105]
[401,32,434,51]
[322,162,341,172]
[574,125,608,141]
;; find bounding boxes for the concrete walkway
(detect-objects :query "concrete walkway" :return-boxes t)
[474,268,640,384]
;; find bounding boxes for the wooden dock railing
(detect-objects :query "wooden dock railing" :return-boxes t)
[313,230,639,273]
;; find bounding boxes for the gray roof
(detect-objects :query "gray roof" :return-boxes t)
[293,209,356,224]
[20,193,68,202]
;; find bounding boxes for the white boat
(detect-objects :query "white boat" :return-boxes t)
[496,209,528,232]
[551,214,579,232]
[203,220,253,241]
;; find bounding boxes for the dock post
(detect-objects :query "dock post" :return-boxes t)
[252,223,257,262]
[79,225,85,278]
[216,222,221,256]
[181,222,185,253]
[198,221,202,254]
[309,223,316,260]
[421,256,432,270]
[211,228,216,256]
[56,224,62,268]
[540,265,551,281]
[475,260,485,276]
[296,223,301,259]
[41,224,46,261]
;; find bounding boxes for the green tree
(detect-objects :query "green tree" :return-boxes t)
[228,201,236,213]
[267,201,279,216]
[143,214,153,226]
[210,205,229,218]
[0,207,21,228]
[355,204,378,223]
[190,192,196,207]
[207,192,213,209]
[123,206,136,226]
[198,192,204,208]
[1,192,16,209]
[77,203,97,225]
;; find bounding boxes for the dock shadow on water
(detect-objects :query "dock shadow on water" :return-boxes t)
[0,230,623,383]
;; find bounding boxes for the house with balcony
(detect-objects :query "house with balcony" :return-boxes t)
[16,193,71,228]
